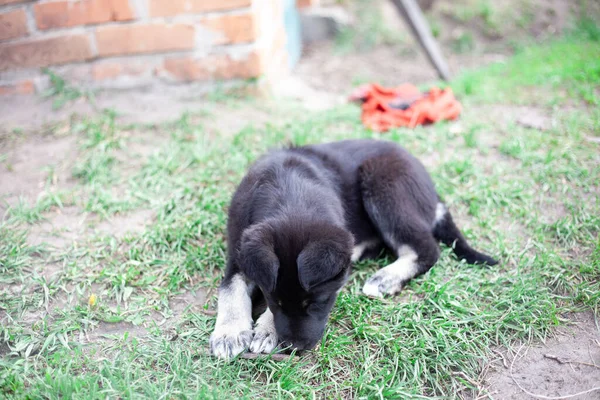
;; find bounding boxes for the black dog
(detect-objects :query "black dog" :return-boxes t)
[209,139,497,359]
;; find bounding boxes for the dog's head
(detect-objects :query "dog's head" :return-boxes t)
[239,218,353,351]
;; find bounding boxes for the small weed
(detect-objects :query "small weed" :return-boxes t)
[335,0,403,52]
[575,16,600,41]
[463,126,479,148]
[42,69,94,110]
[451,31,475,53]
[427,16,442,38]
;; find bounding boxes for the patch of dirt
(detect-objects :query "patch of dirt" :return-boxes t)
[119,129,170,168]
[200,103,275,138]
[295,42,508,95]
[516,109,553,131]
[433,0,579,42]
[485,312,600,399]
[87,321,148,341]
[26,206,86,249]
[80,289,208,343]
[27,207,154,249]
[472,104,554,128]
[0,93,308,157]
[169,289,208,318]
[93,209,154,238]
[0,341,10,357]
[528,0,573,38]
[0,92,209,131]
[0,134,78,212]
[273,76,346,111]
[198,99,315,138]
[426,104,555,167]
[0,89,302,138]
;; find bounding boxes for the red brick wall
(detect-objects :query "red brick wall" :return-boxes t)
[0,0,291,95]
[296,0,320,8]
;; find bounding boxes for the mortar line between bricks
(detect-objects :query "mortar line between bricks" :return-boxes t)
[0,21,161,46]
[165,7,254,19]
[0,3,32,13]
[0,26,90,45]
[129,0,148,20]
[0,1,250,18]
[0,67,45,81]
[88,30,98,58]
[24,3,38,36]
[96,9,257,25]
[26,0,56,4]
[86,43,251,67]
[92,43,257,62]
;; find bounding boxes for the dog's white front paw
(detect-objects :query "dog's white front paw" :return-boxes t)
[249,309,278,354]
[209,325,253,360]
[362,270,404,298]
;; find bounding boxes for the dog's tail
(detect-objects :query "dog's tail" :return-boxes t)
[433,207,498,266]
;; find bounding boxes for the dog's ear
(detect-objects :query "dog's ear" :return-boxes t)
[239,224,279,293]
[297,231,352,292]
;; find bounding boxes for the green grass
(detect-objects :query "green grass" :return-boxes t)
[452,21,600,105]
[334,0,405,52]
[1,31,599,399]
[42,69,95,111]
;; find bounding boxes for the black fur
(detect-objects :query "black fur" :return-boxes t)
[219,139,497,352]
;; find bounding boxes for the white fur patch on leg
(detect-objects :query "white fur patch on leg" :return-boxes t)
[249,308,278,354]
[351,239,380,262]
[209,275,254,360]
[434,202,447,225]
[362,245,418,297]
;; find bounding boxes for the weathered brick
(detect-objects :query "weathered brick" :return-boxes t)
[160,52,261,81]
[34,0,134,30]
[92,61,148,80]
[268,23,287,55]
[149,0,251,17]
[256,22,287,68]
[96,24,194,57]
[0,34,93,71]
[0,0,31,5]
[253,0,283,38]
[201,13,256,45]
[0,9,28,41]
[92,63,122,81]
[0,79,35,95]
[297,0,319,7]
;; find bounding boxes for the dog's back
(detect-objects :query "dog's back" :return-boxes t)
[286,140,437,242]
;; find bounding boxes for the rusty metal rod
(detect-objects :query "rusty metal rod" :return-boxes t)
[390,0,451,81]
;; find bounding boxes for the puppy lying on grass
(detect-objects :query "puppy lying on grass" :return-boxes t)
[210,139,497,360]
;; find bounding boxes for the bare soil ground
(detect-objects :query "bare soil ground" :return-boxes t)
[486,313,600,400]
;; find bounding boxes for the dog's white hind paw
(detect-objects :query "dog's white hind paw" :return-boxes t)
[362,270,404,298]
[362,279,385,298]
[362,253,418,298]
[209,326,253,360]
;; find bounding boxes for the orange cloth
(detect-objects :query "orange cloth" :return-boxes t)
[349,83,462,132]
